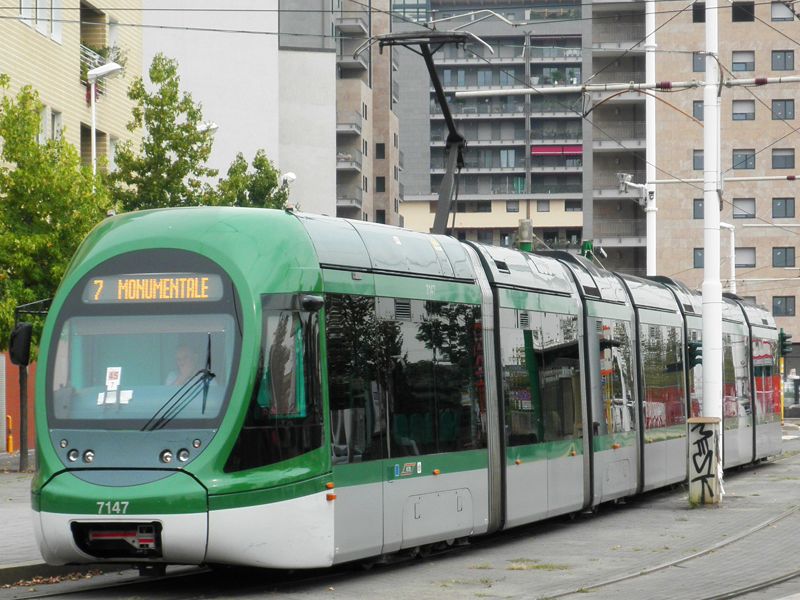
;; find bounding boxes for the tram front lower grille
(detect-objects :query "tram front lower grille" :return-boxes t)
[71,521,163,559]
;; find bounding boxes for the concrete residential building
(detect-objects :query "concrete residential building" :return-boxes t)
[1,1,142,170]
[141,0,336,216]
[393,0,648,266]
[336,0,404,224]
[655,0,800,344]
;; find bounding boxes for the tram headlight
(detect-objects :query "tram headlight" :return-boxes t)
[192,439,202,449]
[83,450,95,463]
[177,449,190,462]
[67,449,79,462]
[159,450,173,464]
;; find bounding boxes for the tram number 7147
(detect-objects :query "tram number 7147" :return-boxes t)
[96,501,130,515]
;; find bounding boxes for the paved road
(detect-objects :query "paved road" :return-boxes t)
[3,435,800,599]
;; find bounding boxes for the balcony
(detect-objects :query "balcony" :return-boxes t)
[399,181,405,199]
[336,112,362,136]
[431,103,526,119]
[431,134,527,147]
[531,130,582,143]
[80,44,108,91]
[337,48,368,71]
[531,99,583,116]
[531,183,583,196]
[334,16,368,35]
[336,149,362,171]
[593,23,646,52]
[398,150,404,170]
[593,120,646,151]
[336,185,363,208]
[529,47,582,62]
[392,79,400,103]
[392,48,400,71]
[594,170,645,198]
[594,218,646,247]
[531,157,583,173]
[591,70,645,85]
[432,156,527,174]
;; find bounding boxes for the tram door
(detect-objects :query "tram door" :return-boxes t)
[587,316,639,503]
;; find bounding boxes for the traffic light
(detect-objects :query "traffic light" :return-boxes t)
[779,329,793,357]
[687,340,703,368]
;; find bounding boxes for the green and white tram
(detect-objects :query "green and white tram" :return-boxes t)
[31,208,782,570]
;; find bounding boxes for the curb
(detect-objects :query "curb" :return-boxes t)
[0,561,107,587]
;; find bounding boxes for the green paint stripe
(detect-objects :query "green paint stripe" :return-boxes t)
[497,288,579,314]
[208,474,330,510]
[334,449,488,487]
[592,431,638,452]
[322,269,376,295]
[507,438,583,462]
[373,273,481,304]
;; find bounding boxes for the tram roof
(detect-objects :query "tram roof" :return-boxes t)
[649,276,702,316]
[537,251,628,303]
[617,274,680,315]
[468,243,575,295]
[295,213,476,280]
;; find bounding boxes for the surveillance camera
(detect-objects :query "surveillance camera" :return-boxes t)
[598,247,608,258]
[280,172,297,186]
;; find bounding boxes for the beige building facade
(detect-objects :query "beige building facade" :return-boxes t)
[1,1,141,168]
[336,0,403,225]
[656,0,800,339]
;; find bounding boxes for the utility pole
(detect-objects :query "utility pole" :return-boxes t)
[645,0,657,277]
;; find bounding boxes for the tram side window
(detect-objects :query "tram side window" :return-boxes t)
[640,324,686,442]
[722,333,752,428]
[596,319,636,436]
[752,338,780,423]
[224,303,323,472]
[326,294,388,463]
[501,309,582,446]
[385,298,486,457]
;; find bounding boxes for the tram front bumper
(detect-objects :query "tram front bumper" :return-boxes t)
[33,470,208,566]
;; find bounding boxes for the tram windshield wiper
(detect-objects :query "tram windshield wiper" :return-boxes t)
[141,336,215,432]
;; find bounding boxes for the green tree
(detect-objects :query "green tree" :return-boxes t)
[111,53,217,211]
[0,74,109,349]
[213,150,288,209]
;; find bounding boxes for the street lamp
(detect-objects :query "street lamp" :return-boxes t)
[87,61,123,176]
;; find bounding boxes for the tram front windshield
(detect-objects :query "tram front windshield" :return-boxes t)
[46,250,242,431]
[49,313,238,430]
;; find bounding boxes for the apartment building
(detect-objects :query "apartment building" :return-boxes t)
[336,0,404,225]
[393,0,648,265]
[1,1,142,170]
[655,0,800,345]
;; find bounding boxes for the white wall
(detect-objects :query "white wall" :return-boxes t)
[278,50,336,216]
[141,0,280,179]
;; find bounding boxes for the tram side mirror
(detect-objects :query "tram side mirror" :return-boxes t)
[300,295,324,313]
[9,322,33,366]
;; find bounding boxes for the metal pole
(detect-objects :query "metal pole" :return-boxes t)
[18,365,28,472]
[645,0,657,276]
[90,79,97,176]
[702,0,723,470]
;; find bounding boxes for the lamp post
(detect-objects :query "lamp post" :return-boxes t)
[87,61,123,176]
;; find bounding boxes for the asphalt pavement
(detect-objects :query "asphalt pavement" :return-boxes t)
[2,424,800,598]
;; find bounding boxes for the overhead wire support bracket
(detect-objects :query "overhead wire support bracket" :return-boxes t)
[354,31,494,235]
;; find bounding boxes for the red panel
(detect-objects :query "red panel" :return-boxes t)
[562,145,583,155]
[531,145,564,155]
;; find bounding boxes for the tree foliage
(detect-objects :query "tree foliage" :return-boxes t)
[110,53,217,211]
[213,150,288,209]
[0,74,109,350]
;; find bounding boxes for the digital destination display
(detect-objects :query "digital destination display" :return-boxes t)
[82,273,224,304]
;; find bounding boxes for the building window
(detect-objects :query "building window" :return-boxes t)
[476,201,491,213]
[773,99,795,120]
[773,247,796,267]
[375,176,386,193]
[363,139,368,157]
[693,101,704,121]
[362,102,368,120]
[376,209,386,224]
[732,99,755,120]
[394,165,399,180]
[506,200,519,213]
[693,198,704,219]
[693,52,706,72]
[394,132,399,148]
[477,69,493,87]
[735,247,756,268]
[773,148,795,169]
[773,296,796,316]
[773,50,794,70]
[363,175,368,193]
[732,51,755,71]
[694,248,704,268]
[477,229,493,244]
[537,200,550,212]
[733,197,756,218]
[376,143,385,159]
[693,1,706,21]
[772,1,794,20]
[51,109,62,140]
[732,1,755,21]
[500,149,516,168]
[773,197,795,218]
[732,148,755,169]
[693,149,704,170]
[565,200,582,212]
[741,296,757,304]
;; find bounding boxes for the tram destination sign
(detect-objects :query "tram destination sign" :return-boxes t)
[82,273,224,304]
